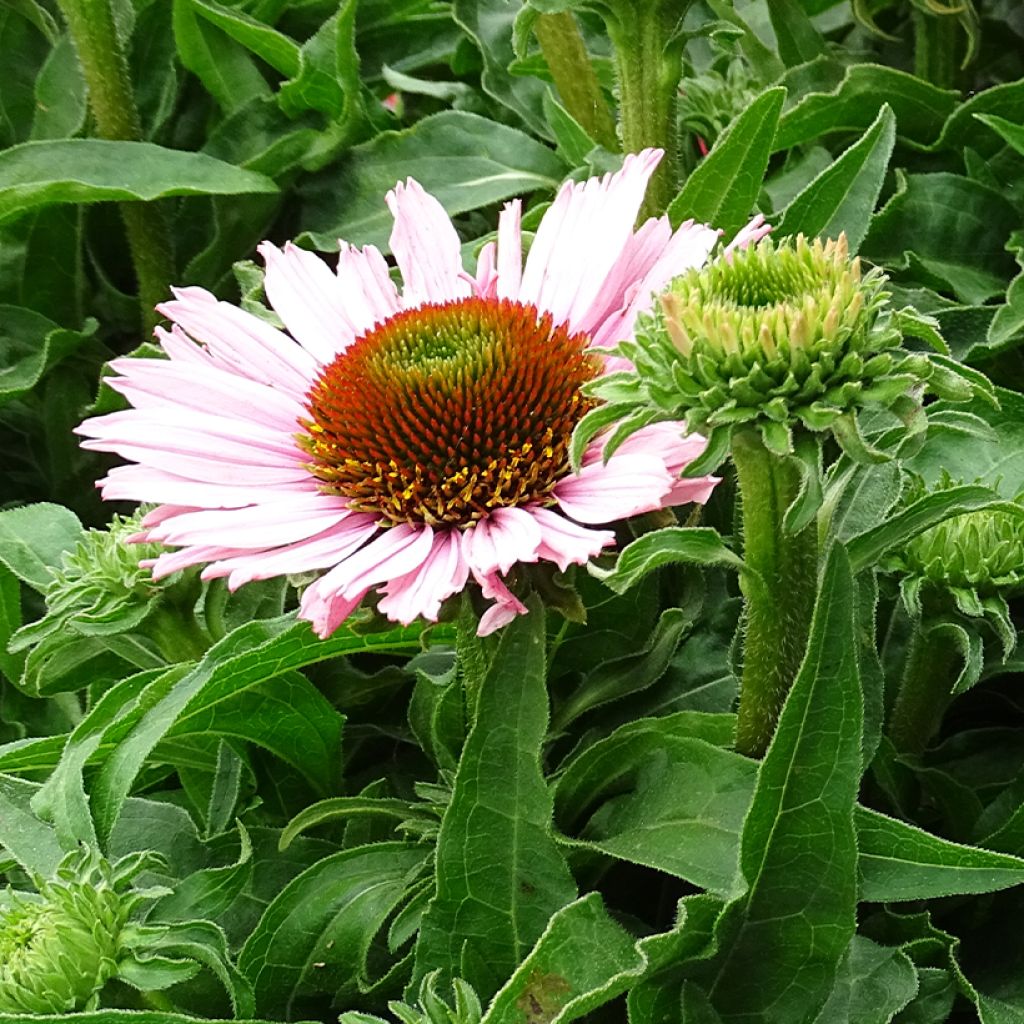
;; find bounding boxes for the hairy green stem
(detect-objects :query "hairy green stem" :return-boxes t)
[145,606,211,664]
[887,623,957,756]
[455,595,489,723]
[913,9,958,89]
[56,0,174,333]
[534,12,618,152]
[605,0,691,218]
[732,428,819,757]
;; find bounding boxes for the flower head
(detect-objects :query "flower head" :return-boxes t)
[0,850,136,1014]
[78,151,749,636]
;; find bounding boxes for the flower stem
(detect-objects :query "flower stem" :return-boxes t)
[606,0,691,218]
[732,428,819,757]
[455,594,490,723]
[56,0,174,333]
[887,622,956,756]
[533,12,618,152]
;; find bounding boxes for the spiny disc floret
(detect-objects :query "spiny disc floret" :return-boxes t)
[301,297,599,527]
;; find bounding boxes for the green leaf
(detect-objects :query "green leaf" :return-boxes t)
[774,64,957,152]
[766,0,826,67]
[0,772,63,876]
[552,714,755,896]
[453,0,549,139]
[974,112,1024,159]
[855,807,1024,901]
[846,484,1010,574]
[480,894,647,1023]
[172,0,270,114]
[862,172,1018,305]
[414,599,576,999]
[279,796,413,850]
[668,86,785,238]
[30,32,86,140]
[592,527,745,594]
[239,843,429,1016]
[776,104,896,254]
[0,139,277,225]
[691,545,862,1021]
[88,615,430,845]
[299,110,566,251]
[0,306,94,403]
[0,501,81,591]
[186,0,300,76]
[811,936,918,1023]
[0,1012,320,1024]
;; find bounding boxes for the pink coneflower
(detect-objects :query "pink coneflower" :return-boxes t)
[78,149,763,636]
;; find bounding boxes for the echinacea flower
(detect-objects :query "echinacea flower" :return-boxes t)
[78,150,756,636]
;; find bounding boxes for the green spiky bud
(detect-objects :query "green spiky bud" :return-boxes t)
[883,475,1024,657]
[679,60,758,146]
[0,851,135,1014]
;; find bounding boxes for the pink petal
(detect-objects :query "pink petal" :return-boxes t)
[260,241,356,362]
[386,179,471,306]
[495,199,523,301]
[553,453,673,524]
[590,219,721,350]
[106,358,306,431]
[98,465,315,508]
[159,287,316,393]
[528,506,615,571]
[202,515,380,589]
[90,446,309,487]
[336,243,400,329]
[473,570,528,637]
[144,545,251,580]
[518,149,663,331]
[462,506,542,577]
[299,583,369,638]
[724,213,771,257]
[474,241,498,298]
[313,522,435,601]
[377,529,469,624]
[144,495,354,549]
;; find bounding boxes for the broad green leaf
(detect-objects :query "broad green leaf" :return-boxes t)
[89,615,430,844]
[862,172,1018,305]
[776,104,896,253]
[812,936,918,1023]
[239,842,429,1016]
[974,112,1024,159]
[279,796,412,849]
[855,807,1024,901]
[0,306,94,403]
[0,501,81,591]
[30,32,86,140]
[0,9,50,149]
[0,772,63,876]
[693,545,862,1022]
[668,87,785,238]
[904,388,1024,496]
[556,727,754,896]
[774,65,957,151]
[988,257,1024,352]
[0,139,277,225]
[766,0,826,67]
[453,0,549,139]
[187,0,300,76]
[481,894,646,1023]
[0,565,23,684]
[414,600,576,998]
[592,527,745,594]
[299,111,566,251]
[172,0,270,114]
[846,484,1012,574]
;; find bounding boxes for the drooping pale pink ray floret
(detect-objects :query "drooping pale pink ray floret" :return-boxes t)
[78,148,768,636]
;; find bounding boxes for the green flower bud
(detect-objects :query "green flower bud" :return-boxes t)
[0,851,133,1014]
[679,60,758,146]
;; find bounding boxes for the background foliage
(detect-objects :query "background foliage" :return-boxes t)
[3,0,1024,1022]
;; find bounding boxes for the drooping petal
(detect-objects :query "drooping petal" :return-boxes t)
[386,179,471,306]
[528,506,615,571]
[260,241,356,362]
[97,465,316,508]
[462,506,542,577]
[518,149,663,331]
[202,514,380,589]
[143,544,252,580]
[474,569,528,636]
[299,582,369,639]
[378,529,469,624]
[553,453,673,524]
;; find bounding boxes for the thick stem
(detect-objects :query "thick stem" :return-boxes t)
[732,428,819,757]
[455,594,490,723]
[606,2,686,218]
[534,12,618,152]
[913,9,958,90]
[145,605,211,664]
[887,623,957,756]
[56,0,174,333]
